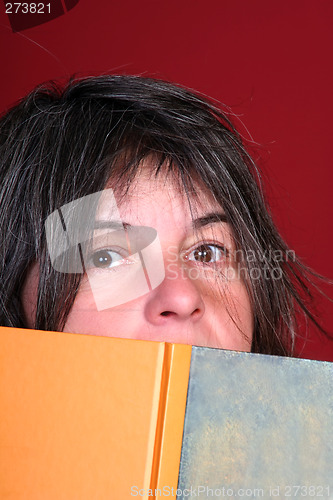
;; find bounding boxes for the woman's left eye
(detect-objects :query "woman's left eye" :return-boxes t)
[185,244,227,264]
[90,249,126,269]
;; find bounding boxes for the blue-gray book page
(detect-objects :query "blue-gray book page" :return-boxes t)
[177,348,332,499]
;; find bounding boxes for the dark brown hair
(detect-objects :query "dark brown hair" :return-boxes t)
[0,75,327,355]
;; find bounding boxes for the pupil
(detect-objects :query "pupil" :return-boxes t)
[93,251,112,268]
[194,245,212,262]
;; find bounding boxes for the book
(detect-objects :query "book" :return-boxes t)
[177,347,333,499]
[0,326,190,499]
[0,327,332,499]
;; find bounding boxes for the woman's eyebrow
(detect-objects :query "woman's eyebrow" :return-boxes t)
[192,212,228,229]
[93,220,132,230]
[93,214,227,231]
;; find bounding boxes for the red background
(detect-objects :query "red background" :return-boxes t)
[0,0,332,360]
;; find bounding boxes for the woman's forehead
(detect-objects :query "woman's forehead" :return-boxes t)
[105,161,224,224]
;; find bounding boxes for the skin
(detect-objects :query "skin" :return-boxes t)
[22,167,253,351]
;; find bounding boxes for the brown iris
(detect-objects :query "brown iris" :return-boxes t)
[92,250,114,268]
[193,244,217,263]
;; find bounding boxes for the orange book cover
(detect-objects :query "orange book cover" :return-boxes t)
[1,327,332,499]
[0,326,191,499]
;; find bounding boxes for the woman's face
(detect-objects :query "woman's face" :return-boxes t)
[22,167,253,350]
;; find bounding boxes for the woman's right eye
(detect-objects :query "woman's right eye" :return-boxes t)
[91,249,126,269]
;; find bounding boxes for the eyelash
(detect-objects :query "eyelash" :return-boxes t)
[88,241,229,272]
[183,242,229,265]
[87,247,133,271]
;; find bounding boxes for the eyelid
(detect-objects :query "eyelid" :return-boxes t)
[184,221,233,248]
[90,245,130,258]
[182,241,230,263]
[86,246,136,272]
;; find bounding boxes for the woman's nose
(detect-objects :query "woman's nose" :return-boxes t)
[144,259,205,325]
